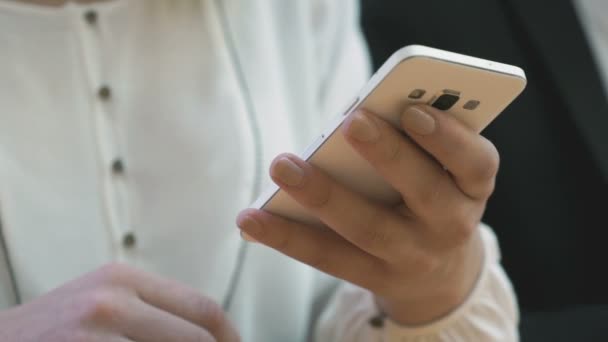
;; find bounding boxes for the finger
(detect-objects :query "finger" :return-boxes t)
[399,105,500,199]
[237,209,395,291]
[100,337,135,342]
[267,155,420,261]
[130,272,239,342]
[76,334,134,342]
[120,297,217,342]
[99,264,239,342]
[342,109,467,220]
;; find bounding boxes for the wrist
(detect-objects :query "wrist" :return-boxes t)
[376,230,485,325]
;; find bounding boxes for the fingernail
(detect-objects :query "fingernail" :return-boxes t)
[237,214,263,242]
[346,111,380,142]
[274,157,304,186]
[401,107,436,135]
[240,231,257,242]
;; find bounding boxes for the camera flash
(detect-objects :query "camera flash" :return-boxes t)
[408,89,426,99]
[463,100,480,110]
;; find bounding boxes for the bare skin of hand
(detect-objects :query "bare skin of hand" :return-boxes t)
[237,105,497,325]
[0,263,240,342]
[11,0,106,6]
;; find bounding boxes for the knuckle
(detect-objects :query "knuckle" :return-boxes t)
[193,296,226,332]
[444,126,469,152]
[449,213,478,246]
[409,250,441,275]
[481,178,497,199]
[80,289,122,323]
[355,225,393,254]
[417,185,440,209]
[470,142,500,182]
[306,179,332,209]
[351,208,391,252]
[380,135,403,163]
[487,142,501,172]
[363,229,392,252]
[272,226,294,251]
[416,176,445,209]
[299,233,331,271]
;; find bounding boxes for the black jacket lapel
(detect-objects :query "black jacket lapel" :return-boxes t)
[506,0,608,181]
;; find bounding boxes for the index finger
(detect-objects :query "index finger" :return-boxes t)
[106,264,240,342]
[121,298,218,342]
[268,153,418,261]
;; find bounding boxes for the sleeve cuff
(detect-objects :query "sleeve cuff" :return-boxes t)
[380,224,519,340]
[315,224,519,342]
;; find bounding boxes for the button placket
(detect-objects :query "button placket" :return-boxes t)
[111,158,125,174]
[76,6,135,259]
[98,85,112,100]
[122,232,137,249]
[84,10,97,25]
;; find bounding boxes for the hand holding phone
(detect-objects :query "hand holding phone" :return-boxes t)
[252,45,525,226]
[237,45,526,325]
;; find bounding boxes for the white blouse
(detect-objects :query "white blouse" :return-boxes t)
[0,0,518,340]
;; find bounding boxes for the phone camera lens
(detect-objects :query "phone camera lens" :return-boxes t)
[463,100,481,110]
[432,93,460,110]
[408,89,426,99]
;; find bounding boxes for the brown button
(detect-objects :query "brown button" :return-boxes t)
[368,314,385,328]
[84,10,97,25]
[98,86,111,100]
[111,159,125,174]
[122,232,136,248]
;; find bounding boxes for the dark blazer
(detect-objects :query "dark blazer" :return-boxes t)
[361,0,608,340]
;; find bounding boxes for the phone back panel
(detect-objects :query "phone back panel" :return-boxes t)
[253,46,526,226]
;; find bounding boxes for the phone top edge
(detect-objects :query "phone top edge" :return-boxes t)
[252,45,527,209]
[388,45,527,82]
[250,183,280,209]
[293,45,531,166]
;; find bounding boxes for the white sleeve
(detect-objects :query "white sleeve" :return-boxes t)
[313,225,519,342]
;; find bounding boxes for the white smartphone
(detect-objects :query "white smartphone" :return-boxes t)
[251,45,527,226]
